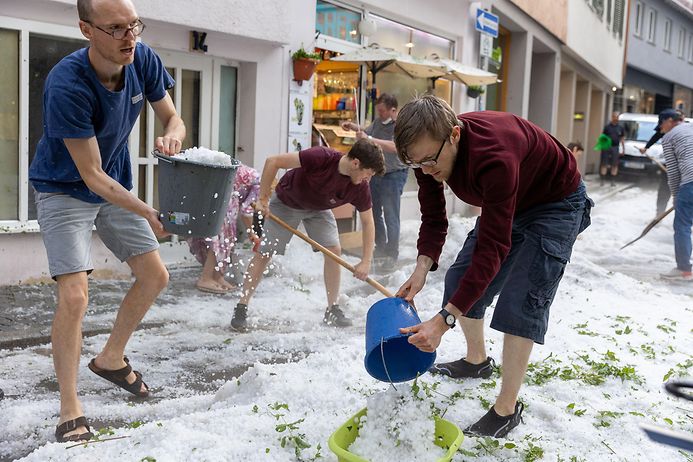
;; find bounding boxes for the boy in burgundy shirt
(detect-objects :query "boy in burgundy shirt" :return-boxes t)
[231,140,385,330]
[393,95,592,438]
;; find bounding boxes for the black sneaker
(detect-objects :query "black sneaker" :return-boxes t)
[323,304,352,327]
[231,303,248,331]
[464,402,524,438]
[429,356,496,379]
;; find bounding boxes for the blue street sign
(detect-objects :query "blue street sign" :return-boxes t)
[475,9,499,38]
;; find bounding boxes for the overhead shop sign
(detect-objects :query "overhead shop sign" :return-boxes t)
[475,9,499,38]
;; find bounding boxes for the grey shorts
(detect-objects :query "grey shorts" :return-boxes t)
[258,194,339,256]
[35,192,159,278]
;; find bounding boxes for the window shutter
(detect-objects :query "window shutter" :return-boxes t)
[613,0,625,40]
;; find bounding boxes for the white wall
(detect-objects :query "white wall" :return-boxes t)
[565,0,625,87]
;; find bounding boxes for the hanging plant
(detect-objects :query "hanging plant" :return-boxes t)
[466,85,485,98]
[291,46,321,83]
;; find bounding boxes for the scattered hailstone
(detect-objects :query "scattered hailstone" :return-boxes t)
[348,386,445,462]
[175,146,233,167]
[213,192,219,198]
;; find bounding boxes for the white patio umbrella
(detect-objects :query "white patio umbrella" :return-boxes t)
[429,53,498,87]
[330,44,447,84]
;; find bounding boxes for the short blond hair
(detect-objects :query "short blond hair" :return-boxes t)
[394,95,462,164]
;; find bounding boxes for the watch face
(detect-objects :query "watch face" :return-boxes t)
[446,314,456,326]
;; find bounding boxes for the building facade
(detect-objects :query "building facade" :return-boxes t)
[479,0,628,173]
[616,0,693,116]
[0,0,628,285]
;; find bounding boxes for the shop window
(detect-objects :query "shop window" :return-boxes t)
[316,1,361,44]
[28,34,87,220]
[646,9,657,44]
[0,29,19,220]
[218,65,237,156]
[663,18,672,52]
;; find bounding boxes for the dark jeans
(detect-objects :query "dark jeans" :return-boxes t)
[370,169,408,260]
[443,182,593,344]
[673,182,693,272]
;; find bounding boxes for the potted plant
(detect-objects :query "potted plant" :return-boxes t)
[466,85,485,98]
[291,46,321,83]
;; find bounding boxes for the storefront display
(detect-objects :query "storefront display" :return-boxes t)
[312,54,359,153]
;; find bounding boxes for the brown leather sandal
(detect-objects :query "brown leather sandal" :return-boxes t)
[55,416,93,443]
[88,356,149,397]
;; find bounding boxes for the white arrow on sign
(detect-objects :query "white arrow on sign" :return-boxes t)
[478,15,497,31]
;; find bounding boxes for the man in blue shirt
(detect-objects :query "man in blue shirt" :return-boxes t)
[28,0,185,443]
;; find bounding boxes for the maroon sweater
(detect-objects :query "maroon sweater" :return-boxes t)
[416,111,580,314]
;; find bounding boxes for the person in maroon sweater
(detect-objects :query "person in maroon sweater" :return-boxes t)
[393,95,592,438]
[230,140,385,331]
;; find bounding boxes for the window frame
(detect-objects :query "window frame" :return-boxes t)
[663,18,672,52]
[678,27,686,59]
[634,1,644,37]
[0,16,84,233]
[689,33,693,63]
[646,8,657,44]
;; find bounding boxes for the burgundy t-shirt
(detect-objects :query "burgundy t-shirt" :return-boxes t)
[276,146,372,212]
[415,111,581,314]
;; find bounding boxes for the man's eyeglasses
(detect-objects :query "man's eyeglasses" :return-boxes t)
[86,19,145,40]
[403,137,448,168]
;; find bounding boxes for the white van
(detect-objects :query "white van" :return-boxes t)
[617,113,663,175]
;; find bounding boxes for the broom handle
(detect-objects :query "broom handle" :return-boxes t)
[264,210,394,298]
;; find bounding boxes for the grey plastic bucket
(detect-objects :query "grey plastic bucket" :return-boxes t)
[154,151,239,237]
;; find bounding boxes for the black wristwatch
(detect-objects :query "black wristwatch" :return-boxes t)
[438,308,456,329]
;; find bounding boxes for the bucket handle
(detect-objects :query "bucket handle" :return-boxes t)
[379,336,397,391]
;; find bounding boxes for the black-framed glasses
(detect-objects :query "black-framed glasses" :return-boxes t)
[403,137,448,168]
[87,19,145,40]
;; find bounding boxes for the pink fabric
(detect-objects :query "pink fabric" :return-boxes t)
[187,164,260,272]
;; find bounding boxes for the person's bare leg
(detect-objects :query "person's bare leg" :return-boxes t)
[239,252,272,305]
[213,252,237,290]
[323,245,341,306]
[93,250,168,392]
[53,272,90,438]
[494,333,533,415]
[459,317,487,364]
[197,248,226,291]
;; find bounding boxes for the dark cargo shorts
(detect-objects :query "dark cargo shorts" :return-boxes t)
[443,181,592,344]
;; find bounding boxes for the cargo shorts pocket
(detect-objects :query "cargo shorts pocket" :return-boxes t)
[528,235,571,287]
[523,235,572,319]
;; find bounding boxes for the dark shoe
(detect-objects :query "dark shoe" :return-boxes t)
[374,257,396,273]
[88,356,149,397]
[464,402,524,438]
[55,416,94,443]
[429,356,495,379]
[231,303,248,331]
[323,304,352,327]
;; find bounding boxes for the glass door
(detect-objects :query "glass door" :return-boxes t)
[129,51,213,211]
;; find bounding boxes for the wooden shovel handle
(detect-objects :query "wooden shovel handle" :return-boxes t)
[263,210,394,298]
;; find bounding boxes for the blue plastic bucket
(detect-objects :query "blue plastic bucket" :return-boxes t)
[364,297,436,383]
